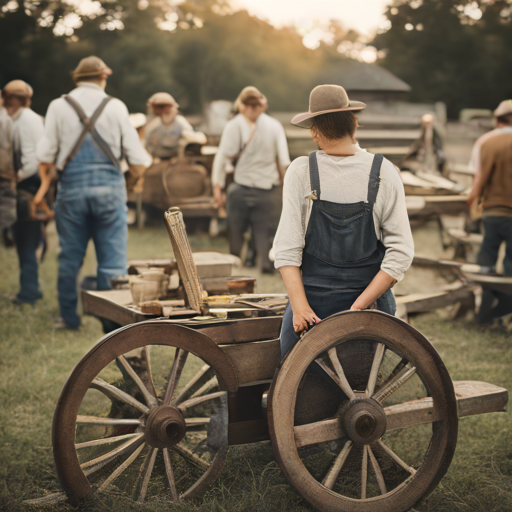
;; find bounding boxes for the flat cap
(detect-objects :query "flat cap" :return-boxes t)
[2,80,33,98]
[72,56,112,81]
[494,99,512,118]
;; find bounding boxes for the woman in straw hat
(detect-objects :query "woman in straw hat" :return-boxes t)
[272,85,414,358]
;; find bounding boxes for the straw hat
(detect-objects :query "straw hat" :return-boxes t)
[2,80,33,98]
[147,92,178,107]
[71,56,112,81]
[494,99,512,118]
[291,85,366,129]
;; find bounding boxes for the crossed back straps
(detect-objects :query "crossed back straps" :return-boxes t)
[308,151,383,206]
[60,95,120,171]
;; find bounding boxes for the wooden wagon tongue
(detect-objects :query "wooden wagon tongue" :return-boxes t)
[164,207,205,312]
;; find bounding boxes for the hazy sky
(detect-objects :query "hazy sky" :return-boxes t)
[232,0,391,35]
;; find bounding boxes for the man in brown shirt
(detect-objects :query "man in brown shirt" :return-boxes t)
[468,99,512,322]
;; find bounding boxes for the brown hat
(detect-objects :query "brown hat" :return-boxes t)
[2,80,33,98]
[494,99,512,118]
[72,56,112,82]
[234,86,265,110]
[291,85,366,129]
[147,92,178,107]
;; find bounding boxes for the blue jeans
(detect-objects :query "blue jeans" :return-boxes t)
[13,219,43,303]
[55,185,127,328]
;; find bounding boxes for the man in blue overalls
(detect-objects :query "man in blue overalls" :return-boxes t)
[36,56,151,329]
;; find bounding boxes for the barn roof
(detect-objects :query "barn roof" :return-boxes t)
[320,59,411,92]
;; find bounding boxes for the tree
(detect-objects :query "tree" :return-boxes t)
[374,0,512,117]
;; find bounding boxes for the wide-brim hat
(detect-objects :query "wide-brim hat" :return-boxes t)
[72,56,112,81]
[2,80,33,98]
[292,84,366,129]
[147,92,178,107]
[494,99,512,118]
[234,86,265,111]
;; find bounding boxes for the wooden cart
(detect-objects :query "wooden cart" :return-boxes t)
[51,209,508,512]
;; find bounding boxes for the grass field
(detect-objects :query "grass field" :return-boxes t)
[1,221,511,512]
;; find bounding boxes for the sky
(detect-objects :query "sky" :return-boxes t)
[232,0,391,36]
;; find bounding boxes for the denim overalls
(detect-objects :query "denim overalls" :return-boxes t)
[280,152,396,359]
[55,134,127,329]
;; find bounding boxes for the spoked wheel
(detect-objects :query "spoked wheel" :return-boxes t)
[53,322,238,505]
[268,310,458,512]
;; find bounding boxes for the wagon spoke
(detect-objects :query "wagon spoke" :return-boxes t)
[379,357,408,391]
[141,346,158,399]
[117,355,158,408]
[327,348,356,399]
[190,376,219,399]
[367,343,386,396]
[175,364,214,405]
[98,443,145,492]
[361,445,368,500]
[138,447,158,503]
[373,365,417,403]
[80,435,144,470]
[294,418,344,448]
[76,415,142,426]
[178,391,226,411]
[377,440,416,475]
[314,358,345,390]
[164,348,189,406]
[173,443,210,471]
[185,417,211,428]
[322,440,352,490]
[75,433,142,450]
[368,446,387,495]
[163,448,179,502]
[90,377,149,414]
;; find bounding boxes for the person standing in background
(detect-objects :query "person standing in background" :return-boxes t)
[35,56,151,330]
[467,100,512,323]
[212,86,290,273]
[0,91,16,245]
[2,80,45,305]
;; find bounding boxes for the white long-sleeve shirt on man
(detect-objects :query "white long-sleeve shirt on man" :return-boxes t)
[12,108,44,181]
[273,149,414,282]
[37,82,151,168]
[212,113,290,190]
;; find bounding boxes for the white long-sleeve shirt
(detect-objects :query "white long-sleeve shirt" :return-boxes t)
[273,149,414,282]
[13,108,44,181]
[212,113,290,190]
[37,82,151,169]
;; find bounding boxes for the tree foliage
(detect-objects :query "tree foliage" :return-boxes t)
[374,0,512,116]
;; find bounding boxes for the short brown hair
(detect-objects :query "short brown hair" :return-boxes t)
[311,111,359,140]
[497,113,512,126]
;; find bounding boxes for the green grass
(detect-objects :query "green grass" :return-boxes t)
[0,222,511,511]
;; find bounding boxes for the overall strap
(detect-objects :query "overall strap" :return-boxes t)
[61,95,119,170]
[367,153,384,206]
[308,151,321,200]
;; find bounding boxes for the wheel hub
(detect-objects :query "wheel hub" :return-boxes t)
[342,398,387,445]
[144,405,186,448]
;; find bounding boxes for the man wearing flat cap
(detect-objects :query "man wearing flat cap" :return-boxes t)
[145,92,206,160]
[468,100,512,323]
[212,86,290,273]
[36,56,151,330]
[2,80,45,304]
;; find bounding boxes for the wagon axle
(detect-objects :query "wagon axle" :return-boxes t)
[343,397,387,445]
[145,406,187,449]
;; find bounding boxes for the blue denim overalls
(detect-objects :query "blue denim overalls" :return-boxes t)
[280,152,396,359]
[55,134,127,329]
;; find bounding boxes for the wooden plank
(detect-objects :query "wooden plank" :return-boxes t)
[199,316,282,344]
[82,290,145,326]
[219,339,280,385]
[228,419,269,445]
[462,271,512,295]
[406,195,468,217]
[395,286,475,314]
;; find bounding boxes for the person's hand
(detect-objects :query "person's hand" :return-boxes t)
[33,189,45,207]
[133,177,144,195]
[213,185,224,207]
[467,190,479,209]
[293,307,321,334]
[351,300,376,311]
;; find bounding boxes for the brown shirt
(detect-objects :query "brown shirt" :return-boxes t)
[480,131,512,211]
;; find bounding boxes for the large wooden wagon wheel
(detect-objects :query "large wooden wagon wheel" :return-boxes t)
[268,310,458,512]
[52,321,238,506]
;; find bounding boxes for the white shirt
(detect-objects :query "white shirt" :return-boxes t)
[13,108,45,181]
[37,82,151,169]
[212,113,291,190]
[272,149,414,282]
